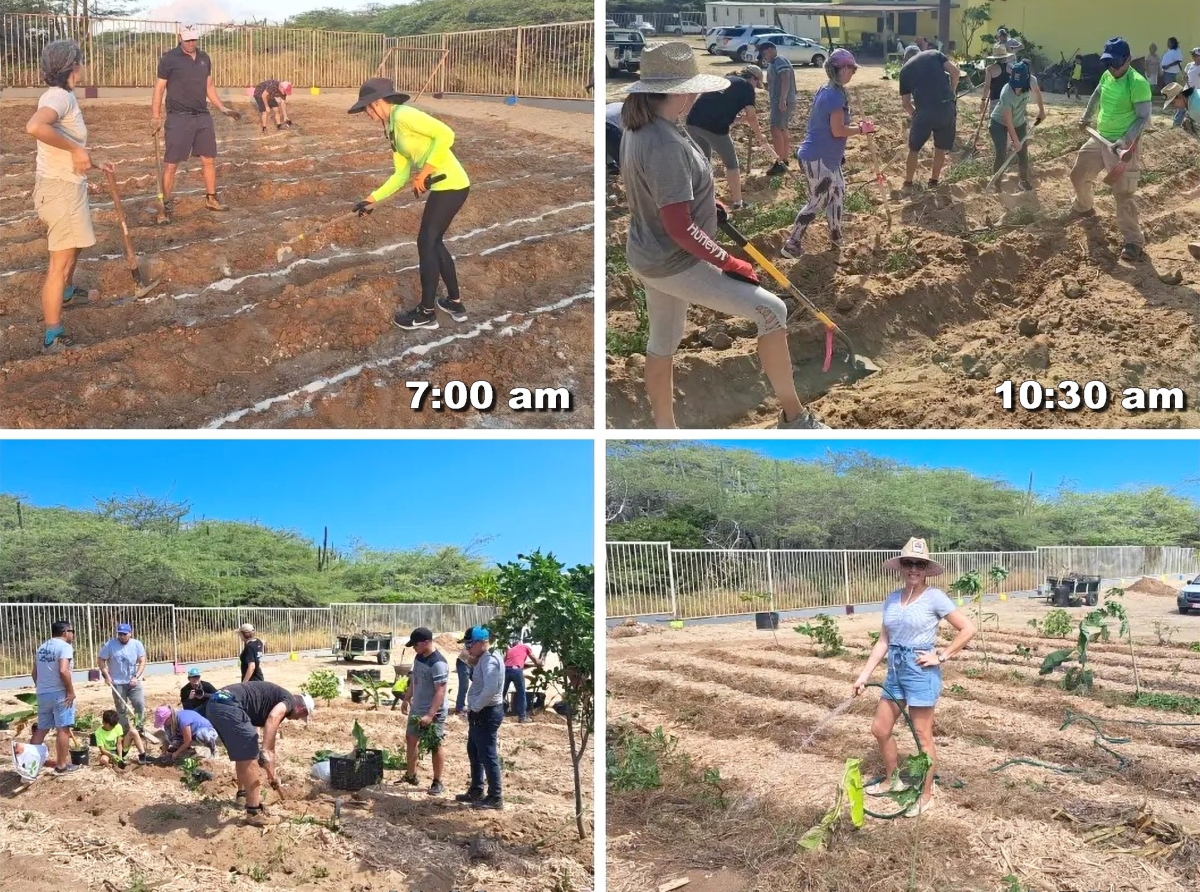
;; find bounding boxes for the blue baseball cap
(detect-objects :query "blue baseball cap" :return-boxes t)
[1100,38,1130,64]
[116,623,132,634]
[187,667,202,678]
[1009,61,1031,90]
[459,625,491,644]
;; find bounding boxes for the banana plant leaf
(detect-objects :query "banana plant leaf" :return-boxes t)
[15,693,37,706]
[1039,647,1076,675]
[799,758,865,851]
[0,708,36,725]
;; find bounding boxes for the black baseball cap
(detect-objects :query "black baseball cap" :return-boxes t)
[405,627,433,647]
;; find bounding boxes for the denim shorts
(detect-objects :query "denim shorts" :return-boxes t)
[36,697,75,730]
[881,645,942,707]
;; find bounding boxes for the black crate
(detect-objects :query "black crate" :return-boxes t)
[346,669,381,682]
[329,749,383,791]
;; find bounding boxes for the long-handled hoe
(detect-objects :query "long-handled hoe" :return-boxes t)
[104,170,161,299]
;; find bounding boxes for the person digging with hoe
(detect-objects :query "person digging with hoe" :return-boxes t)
[24,39,113,354]
[618,41,825,430]
[989,60,1045,192]
[98,622,147,733]
[899,44,962,192]
[348,77,471,332]
[852,539,976,817]
[1069,38,1152,262]
[205,681,313,826]
[397,627,449,795]
[151,25,242,222]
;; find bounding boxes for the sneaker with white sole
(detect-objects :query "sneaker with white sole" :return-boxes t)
[436,295,468,323]
[393,306,439,330]
[904,795,934,818]
[778,409,828,430]
[780,240,801,260]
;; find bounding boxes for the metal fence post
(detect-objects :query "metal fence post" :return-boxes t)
[766,550,775,612]
[513,27,523,97]
[842,550,851,605]
[288,611,294,654]
[85,605,96,672]
[170,606,179,666]
[666,543,678,618]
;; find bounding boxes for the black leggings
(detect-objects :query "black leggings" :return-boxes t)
[606,123,622,169]
[417,187,469,308]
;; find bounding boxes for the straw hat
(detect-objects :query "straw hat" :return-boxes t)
[1162,81,1188,110]
[623,41,731,95]
[882,537,944,576]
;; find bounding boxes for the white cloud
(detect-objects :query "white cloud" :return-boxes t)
[141,0,376,26]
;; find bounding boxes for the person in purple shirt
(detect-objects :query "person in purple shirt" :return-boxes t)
[781,50,879,259]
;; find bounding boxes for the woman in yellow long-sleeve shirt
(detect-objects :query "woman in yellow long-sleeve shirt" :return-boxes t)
[349,78,471,331]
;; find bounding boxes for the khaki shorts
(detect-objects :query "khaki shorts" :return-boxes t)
[34,176,96,252]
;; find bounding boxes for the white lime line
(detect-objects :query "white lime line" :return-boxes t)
[205,286,593,428]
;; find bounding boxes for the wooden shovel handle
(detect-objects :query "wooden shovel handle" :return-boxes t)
[103,169,138,272]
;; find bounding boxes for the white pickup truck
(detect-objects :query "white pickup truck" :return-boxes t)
[606,27,645,75]
[664,16,706,35]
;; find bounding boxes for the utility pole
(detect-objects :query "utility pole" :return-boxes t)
[939,0,951,50]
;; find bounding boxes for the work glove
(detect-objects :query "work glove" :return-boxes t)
[859,119,877,135]
[715,200,729,227]
[721,256,759,286]
[353,199,374,218]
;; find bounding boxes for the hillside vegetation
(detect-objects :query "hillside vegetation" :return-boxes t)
[287,0,592,34]
[607,442,1200,550]
[0,493,490,606]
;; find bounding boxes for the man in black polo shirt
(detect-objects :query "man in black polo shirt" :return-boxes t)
[150,24,241,220]
[685,66,776,210]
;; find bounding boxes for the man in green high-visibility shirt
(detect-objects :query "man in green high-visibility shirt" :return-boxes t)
[1069,38,1152,261]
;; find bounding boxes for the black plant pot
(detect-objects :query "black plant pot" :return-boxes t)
[70,748,90,766]
[350,689,366,704]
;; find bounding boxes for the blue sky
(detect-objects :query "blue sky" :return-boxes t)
[666,439,1200,498]
[0,440,594,566]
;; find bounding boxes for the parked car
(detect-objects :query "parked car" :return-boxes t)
[1179,574,1200,615]
[606,27,645,76]
[665,16,706,35]
[740,33,829,66]
[605,19,618,27]
[719,26,792,62]
[706,27,740,54]
[634,21,656,38]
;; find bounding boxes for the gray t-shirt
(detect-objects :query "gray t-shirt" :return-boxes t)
[899,49,955,114]
[606,102,622,129]
[35,87,87,184]
[409,649,449,719]
[35,637,74,697]
[990,76,1038,127]
[622,115,717,279]
[99,637,146,684]
[881,587,957,648]
[768,55,796,106]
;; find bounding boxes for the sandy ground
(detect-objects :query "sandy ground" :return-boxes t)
[608,586,1200,892]
[0,652,593,892]
[1,93,593,429]
[606,43,1200,430]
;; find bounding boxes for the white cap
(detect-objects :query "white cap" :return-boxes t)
[180,25,201,41]
[238,622,255,633]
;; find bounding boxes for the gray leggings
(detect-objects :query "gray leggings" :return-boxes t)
[685,125,739,171]
[637,260,788,357]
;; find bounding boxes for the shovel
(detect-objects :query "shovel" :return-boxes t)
[1085,127,1136,185]
[151,131,168,224]
[104,169,161,299]
[275,173,446,263]
[719,218,880,379]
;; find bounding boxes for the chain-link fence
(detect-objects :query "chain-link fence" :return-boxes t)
[0,602,492,679]
[1,14,590,98]
[606,543,1189,619]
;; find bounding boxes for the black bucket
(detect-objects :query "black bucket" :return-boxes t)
[755,611,780,630]
[70,748,90,766]
[350,689,365,704]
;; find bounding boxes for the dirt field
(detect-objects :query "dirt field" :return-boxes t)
[0,652,593,892]
[606,44,1200,429]
[0,93,593,429]
[608,588,1200,892]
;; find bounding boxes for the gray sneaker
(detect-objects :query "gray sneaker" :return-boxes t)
[778,409,828,430]
[54,763,82,776]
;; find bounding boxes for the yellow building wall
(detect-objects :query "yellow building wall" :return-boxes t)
[834,1,1200,62]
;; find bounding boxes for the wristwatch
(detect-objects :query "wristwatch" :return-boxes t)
[937,651,947,664]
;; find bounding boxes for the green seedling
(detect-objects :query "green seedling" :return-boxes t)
[794,614,845,657]
[407,715,442,761]
[301,669,339,705]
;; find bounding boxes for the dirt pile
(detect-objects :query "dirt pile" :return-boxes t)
[1,94,593,429]
[606,51,1199,429]
[608,619,665,639]
[1126,576,1183,597]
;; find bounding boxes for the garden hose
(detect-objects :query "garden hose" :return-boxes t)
[990,709,1139,775]
[860,682,938,821]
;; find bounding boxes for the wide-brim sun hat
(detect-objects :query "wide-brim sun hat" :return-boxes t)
[348,76,411,113]
[882,537,945,576]
[623,41,732,95]
[1162,81,1187,109]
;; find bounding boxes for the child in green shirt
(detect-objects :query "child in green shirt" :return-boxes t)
[95,709,150,766]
